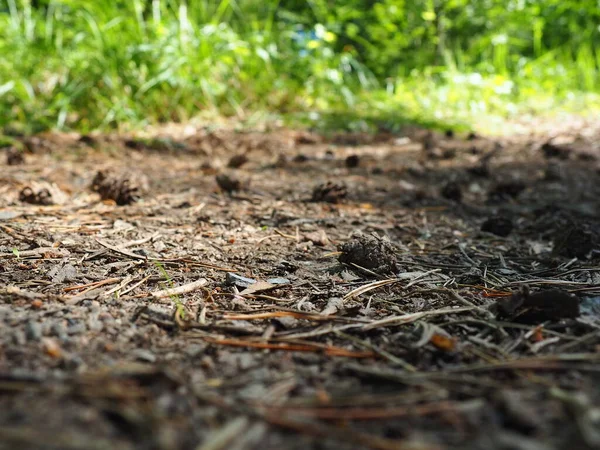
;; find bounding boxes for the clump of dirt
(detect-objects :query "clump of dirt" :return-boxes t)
[91,170,148,205]
[6,147,24,165]
[227,153,249,169]
[542,140,571,160]
[441,181,462,202]
[338,233,398,275]
[345,154,360,168]
[488,180,526,201]
[553,224,598,259]
[215,172,244,193]
[495,286,580,323]
[311,181,348,203]
[481,216,513,237]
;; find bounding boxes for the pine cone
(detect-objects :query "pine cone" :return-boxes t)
[19,182,67,205]
[91,170,148,205]
[311,181,348,203]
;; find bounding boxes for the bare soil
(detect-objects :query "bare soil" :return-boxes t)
[1,123,599,450]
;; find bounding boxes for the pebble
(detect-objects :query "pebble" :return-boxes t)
[88,315,103,332]
[51,322,69,341]
[12,329,27,346]
[131,349,157,363]
[184,344,206,358]
[67,321,87,335]
[24,321,42,341]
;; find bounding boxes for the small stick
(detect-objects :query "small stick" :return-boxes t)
[151,278,208,299]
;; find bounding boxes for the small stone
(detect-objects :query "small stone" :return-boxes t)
[51,322,69,341]
[225,272,257,289]
[88,315,103,332]
[12,329,27,346]
[131,349,157,363]
[184,344,206,358]
[25,321,42,341]
[266,277,290,285]
[67,321,87,335]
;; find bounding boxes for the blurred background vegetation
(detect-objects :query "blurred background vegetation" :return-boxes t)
[1,0,599,133]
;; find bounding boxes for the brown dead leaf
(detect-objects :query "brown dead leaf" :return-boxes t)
[430,333,457,351]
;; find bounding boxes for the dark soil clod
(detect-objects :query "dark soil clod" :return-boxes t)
[441,181,462,202]
[544,162,563,181]
[553,224,598,259]
[481,216,513,237]
[441,148,457,159]
[216,173,243,193]
[6,147,24,165]
[338,233,398,275]
[488,180,526,201]
[292,153,310,163]
[345,154,360,168]
[541,141,571,160]
[468,163,489,177]
[496,286,580,323]
[311,181,348,203]
[227,153,249,169]
[79,134,97,147]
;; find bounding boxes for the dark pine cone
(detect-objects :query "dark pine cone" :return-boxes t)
[19,186,53,205]
[311,181,348,204]
[6,147,25,165]
[91,170,148,205]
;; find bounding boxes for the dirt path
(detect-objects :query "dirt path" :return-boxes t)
[0,125,599,450]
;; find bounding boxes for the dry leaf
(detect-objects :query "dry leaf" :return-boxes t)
[430,333,457,351]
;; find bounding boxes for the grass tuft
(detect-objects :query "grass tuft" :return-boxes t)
[1,1,599,133]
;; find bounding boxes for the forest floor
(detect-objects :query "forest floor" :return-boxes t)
[1,118,600,450]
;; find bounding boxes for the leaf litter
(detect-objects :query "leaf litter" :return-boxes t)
[0,123,599,449]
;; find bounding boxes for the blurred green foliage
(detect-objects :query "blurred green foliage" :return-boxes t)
[284,1,600,76]
[1,0,599,132]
